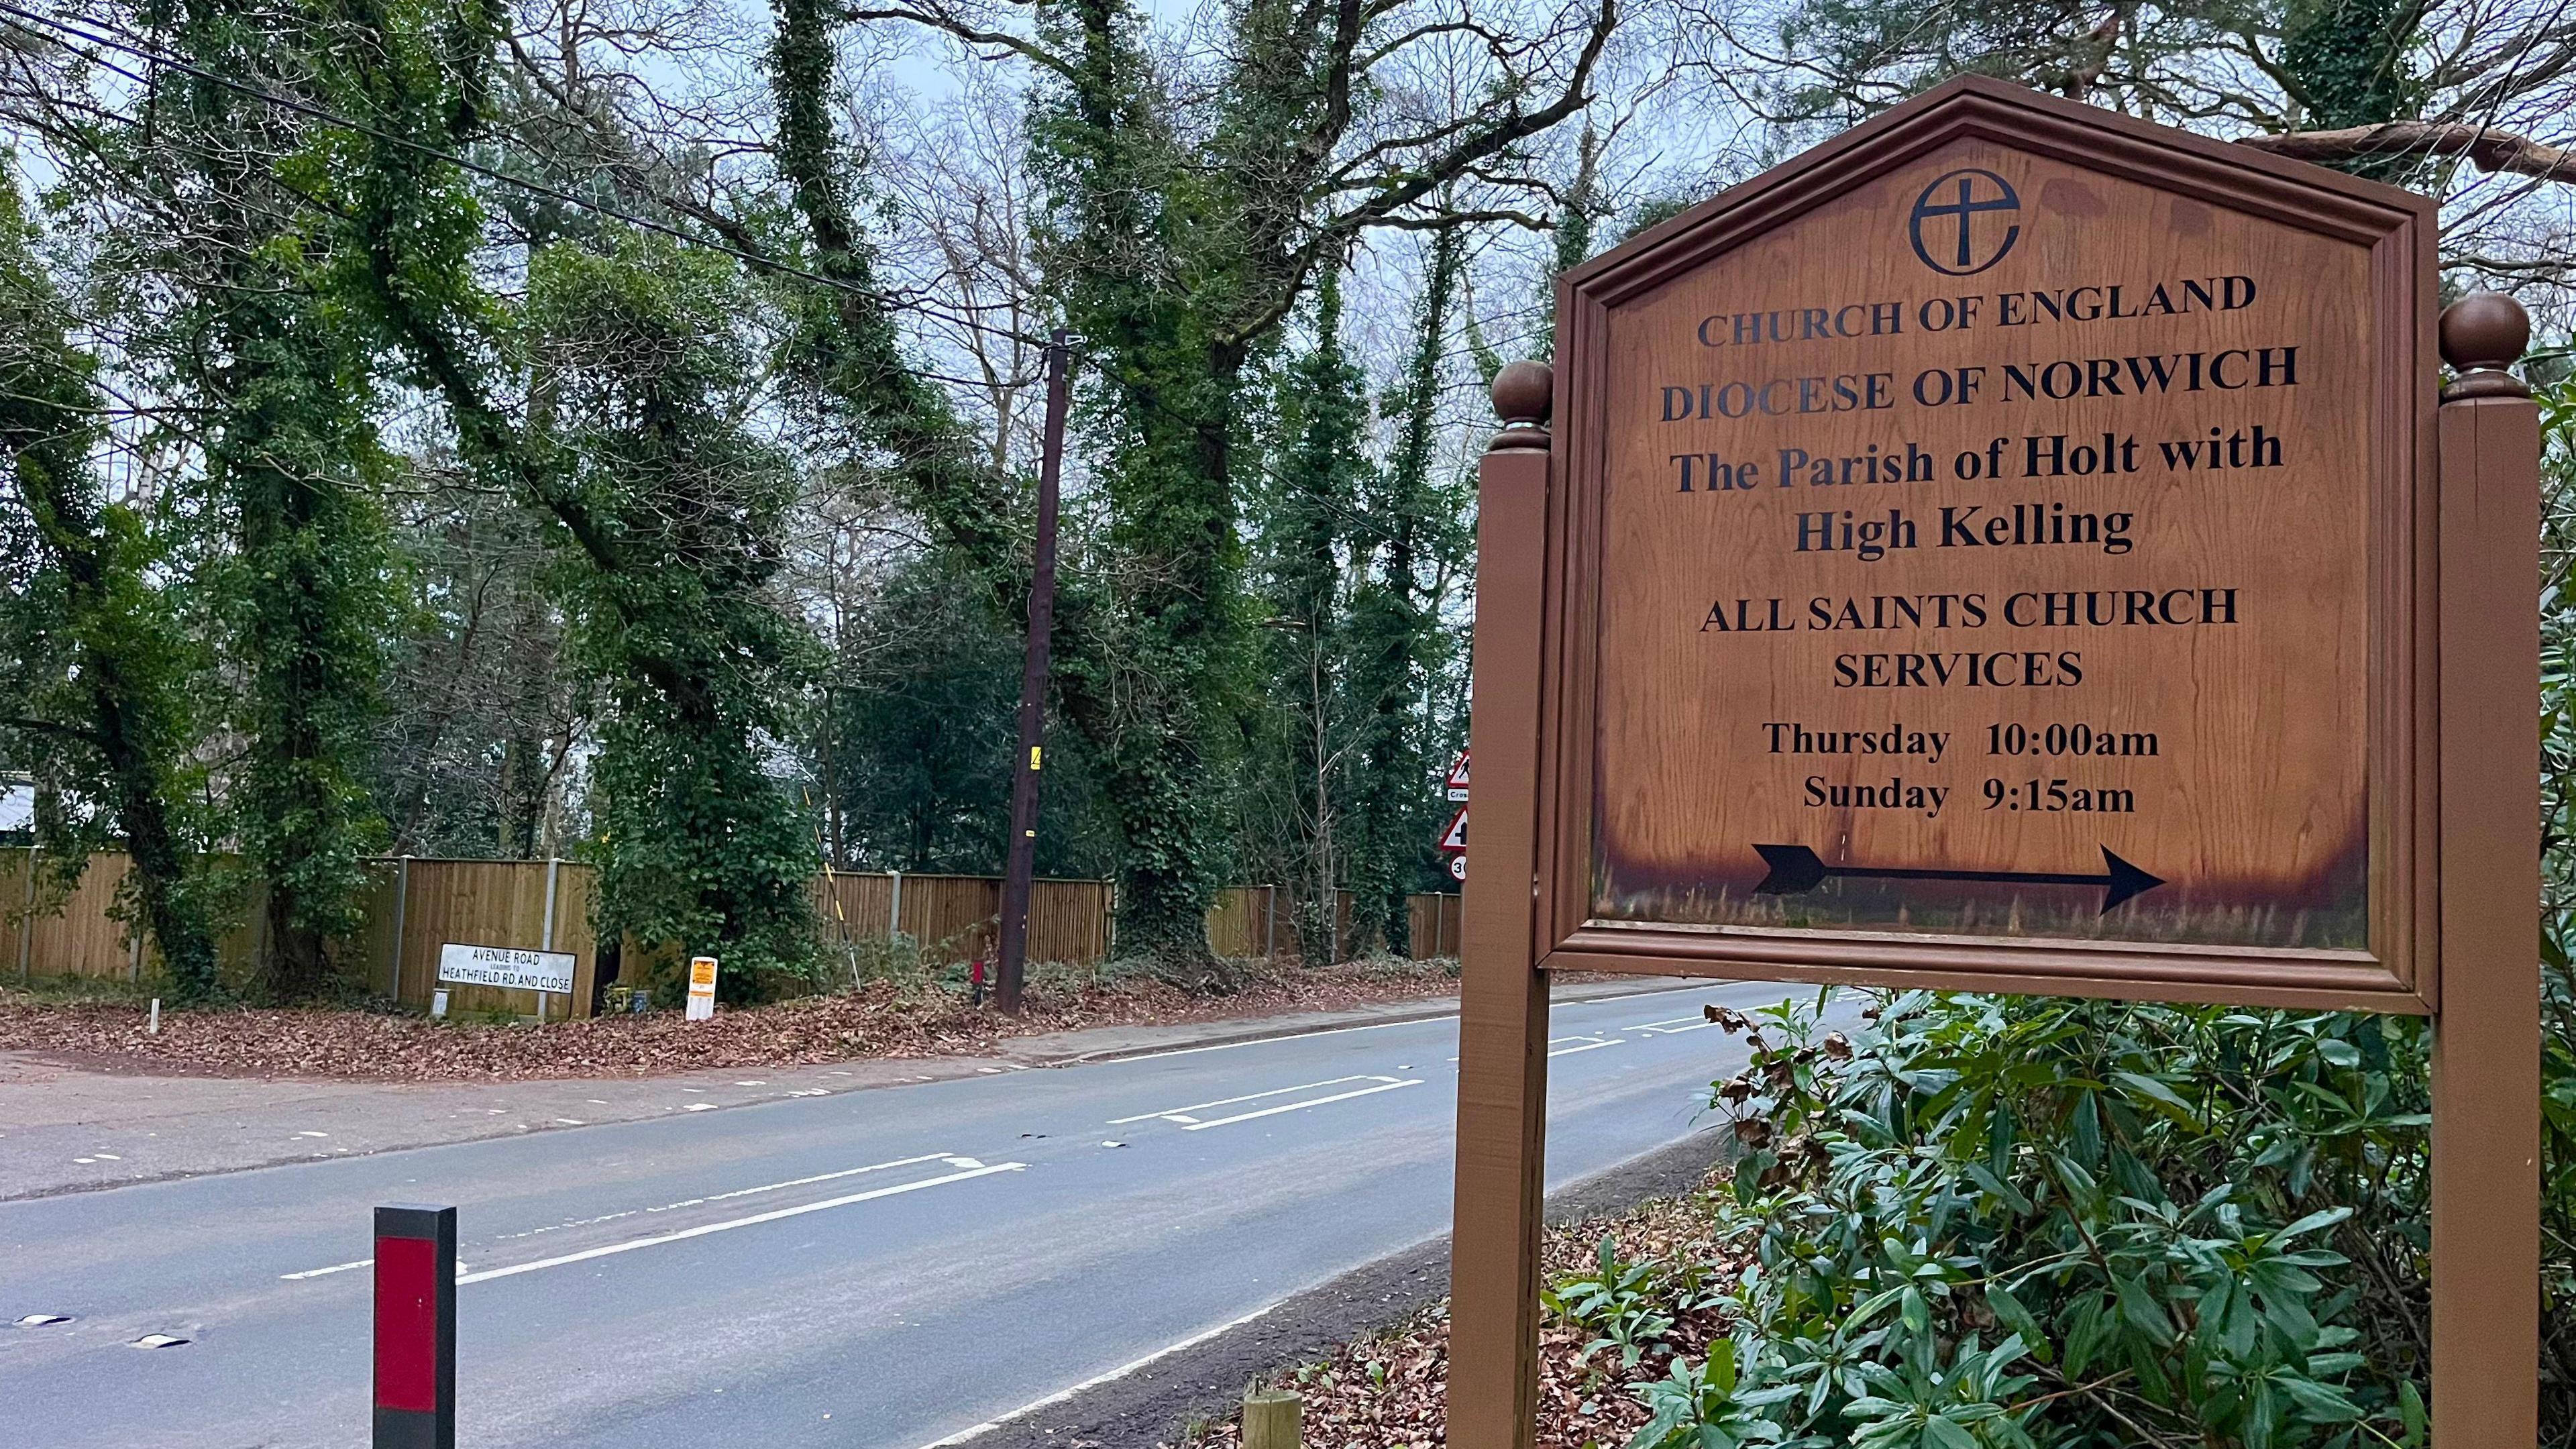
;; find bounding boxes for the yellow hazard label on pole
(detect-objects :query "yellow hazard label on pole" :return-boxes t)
[686,956,718,1021]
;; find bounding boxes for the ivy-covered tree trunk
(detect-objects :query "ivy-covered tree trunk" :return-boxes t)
[1343,225,1467,956]
[309,0,826,996]
[1268,268,1370,964]
[528,240,826,998]
[2283,0,2424,177]
[1028,0,1257,974]
[765,0,1025,575]
[0,188,223,1001]
[229,402,393,998]
[151,0,392,1000]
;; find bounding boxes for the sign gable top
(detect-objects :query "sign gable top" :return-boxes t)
[1562,76,2436,313]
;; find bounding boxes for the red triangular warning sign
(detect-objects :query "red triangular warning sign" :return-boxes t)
[1436,806,1468,852]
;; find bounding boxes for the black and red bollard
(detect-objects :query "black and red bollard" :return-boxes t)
[373,1204,455,1449]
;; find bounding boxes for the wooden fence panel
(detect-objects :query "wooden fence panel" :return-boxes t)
[1,849,28,981]
[3,849,260,985]
[347,861,403,999]
[5,852,1434,998]
[816,873,1115,966]
[385,859,598,1019]
[898,875,1001,958]
[17,851,138,981]
[816,871,896,946]
[1407,892,1462,959]
[554,862,599,1012]
[1028,879,1112,965]
[1,847,30,982]
[60,854,132,979]
[1205,886,1275,958]
[1256,881,1381,959]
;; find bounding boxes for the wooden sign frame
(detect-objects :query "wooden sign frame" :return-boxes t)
[1547,78,2438,1013]
[1446,76,2539,1449]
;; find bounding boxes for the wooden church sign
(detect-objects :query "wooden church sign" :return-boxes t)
[1545,80,2439,1007]
[1446,76,2540,1448]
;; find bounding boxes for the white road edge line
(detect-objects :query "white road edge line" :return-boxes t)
[1179,1078,1424,1130]
[1106,1075,1394,1125]
[1626,1016,1718,1034]
[453,1162,1024,1286]
[913,1299,1289,1449]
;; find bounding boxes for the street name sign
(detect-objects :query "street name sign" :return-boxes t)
[434,943,574,996]
[1445,76,2540,1449]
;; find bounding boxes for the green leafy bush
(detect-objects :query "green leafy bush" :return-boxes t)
[1619,993,2430,1449]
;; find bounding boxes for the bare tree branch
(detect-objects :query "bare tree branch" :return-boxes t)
[2237,121,2576,179]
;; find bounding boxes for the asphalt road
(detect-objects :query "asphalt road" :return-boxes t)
[0,978,1831,1448]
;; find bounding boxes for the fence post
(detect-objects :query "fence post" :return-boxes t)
[1242,1389,1301,1449]
[390,857,411,1003]
[16,847,32,981]
[888,869,904,937]
[537,856,560,1024]
[372,1203,455,1449]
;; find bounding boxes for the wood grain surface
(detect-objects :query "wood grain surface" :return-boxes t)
[1576,136,2408,954]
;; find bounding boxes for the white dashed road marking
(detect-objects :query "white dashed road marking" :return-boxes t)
[1107,1075,1423,1132]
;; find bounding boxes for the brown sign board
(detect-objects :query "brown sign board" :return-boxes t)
[1534,76,2438,1012]
[1445,77,2539,1449]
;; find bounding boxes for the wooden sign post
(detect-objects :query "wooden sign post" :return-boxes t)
[1448,76,2539,1446]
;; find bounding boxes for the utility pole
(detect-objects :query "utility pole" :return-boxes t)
[996,331,1069,1014]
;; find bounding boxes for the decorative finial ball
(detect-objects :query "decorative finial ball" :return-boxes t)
[2439,291,2530,375]
[1491,359,1554,426]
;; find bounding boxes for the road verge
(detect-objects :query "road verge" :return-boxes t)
[932,1124,1732,1449]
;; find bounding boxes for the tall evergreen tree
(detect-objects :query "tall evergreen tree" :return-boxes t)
[1264,264,1371,962]
[1343,225,1469,955]
[527,240,824,995]
[1025,0,1250,972]
[309,0,828,993]
[142,0,396,999]
[0,184,224,1000]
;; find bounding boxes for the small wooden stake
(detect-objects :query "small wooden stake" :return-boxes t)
[1242,1389,1301,1449]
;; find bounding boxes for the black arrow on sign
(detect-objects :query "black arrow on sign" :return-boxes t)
[1752,843,2167,913]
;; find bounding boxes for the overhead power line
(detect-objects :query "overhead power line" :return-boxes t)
[0,0,1049,360]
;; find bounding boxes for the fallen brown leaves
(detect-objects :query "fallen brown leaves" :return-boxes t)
[1181,1174,1746,1449]
[0,958,1460,1083]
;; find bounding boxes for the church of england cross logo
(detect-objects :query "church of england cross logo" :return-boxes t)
[1908,168,2022,276]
